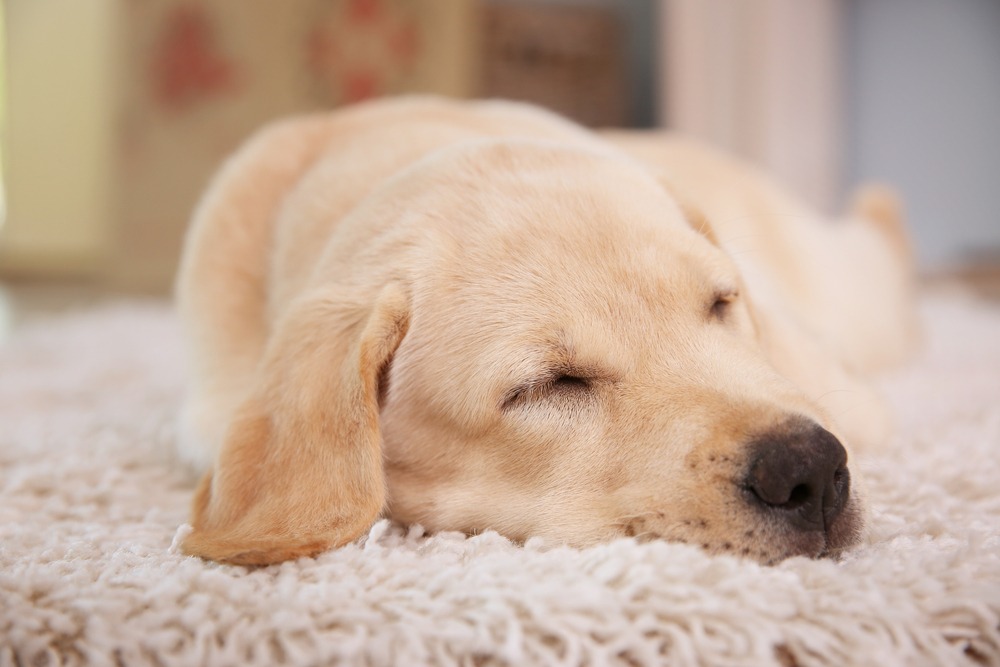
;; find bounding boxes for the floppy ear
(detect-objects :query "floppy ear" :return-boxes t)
[182,282,409,565]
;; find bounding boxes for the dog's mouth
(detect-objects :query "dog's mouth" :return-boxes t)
[701,419,863,564]
[765,500,863,564]
[616,484,864,565]
[623,519,862,566]
[815,491,867,557]
[730,463,860,562]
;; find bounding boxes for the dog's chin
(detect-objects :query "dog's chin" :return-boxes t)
[721,496,867,565]
[613,494,866,566]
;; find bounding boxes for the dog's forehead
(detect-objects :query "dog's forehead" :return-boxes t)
[411,201,734,365]
[400,141,740,372]
[432,198,732,320]
[421,153,724,284]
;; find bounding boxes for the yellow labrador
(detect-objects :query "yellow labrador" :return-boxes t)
[175,96,917,566]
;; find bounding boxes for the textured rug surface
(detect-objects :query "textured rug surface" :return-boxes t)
[1,288,999,667]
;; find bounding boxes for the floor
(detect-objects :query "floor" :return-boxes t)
[0,281,163,344]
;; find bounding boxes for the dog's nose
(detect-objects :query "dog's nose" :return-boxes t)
[744,421,849,532]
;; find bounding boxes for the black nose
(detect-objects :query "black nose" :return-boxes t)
[744,420,850,532]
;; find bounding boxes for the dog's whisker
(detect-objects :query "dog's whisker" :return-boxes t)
[812,388,859,403]
[612,510,660,524]
[629,530,663,543]
[714,213,824,227]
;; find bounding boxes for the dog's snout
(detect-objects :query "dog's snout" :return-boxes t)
[745,422,850,532]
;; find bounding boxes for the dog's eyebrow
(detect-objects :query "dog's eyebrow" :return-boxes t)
[710,286,740,302]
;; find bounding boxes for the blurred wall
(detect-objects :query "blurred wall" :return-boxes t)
[661,0,843,212]
[846,0,1000,269]
[1,0,479,291]
[111,1,475,291]
[486,0,657,127]
[1,0,118,276]
[5,0,997,288]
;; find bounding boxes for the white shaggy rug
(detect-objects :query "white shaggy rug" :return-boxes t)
[1,287,999,667]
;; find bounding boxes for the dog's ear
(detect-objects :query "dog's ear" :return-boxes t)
[182,283,409,565]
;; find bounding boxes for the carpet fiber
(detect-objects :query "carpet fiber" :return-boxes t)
[2,288,999,666]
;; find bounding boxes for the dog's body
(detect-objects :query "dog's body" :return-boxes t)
[176,97,917,566]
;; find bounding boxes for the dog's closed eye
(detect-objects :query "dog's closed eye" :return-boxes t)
[709,289,739,321]
[502,372,592,411]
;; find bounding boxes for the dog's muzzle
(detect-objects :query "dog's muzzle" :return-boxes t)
[743,419,850,534]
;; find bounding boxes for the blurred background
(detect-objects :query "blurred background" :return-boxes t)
[0,0,998,308]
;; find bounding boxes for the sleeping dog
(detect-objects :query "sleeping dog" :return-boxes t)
[175,97,917,565]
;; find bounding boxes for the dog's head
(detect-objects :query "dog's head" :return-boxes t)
[183,141,866,566]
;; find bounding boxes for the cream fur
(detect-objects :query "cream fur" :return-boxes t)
[174,96,918,565]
